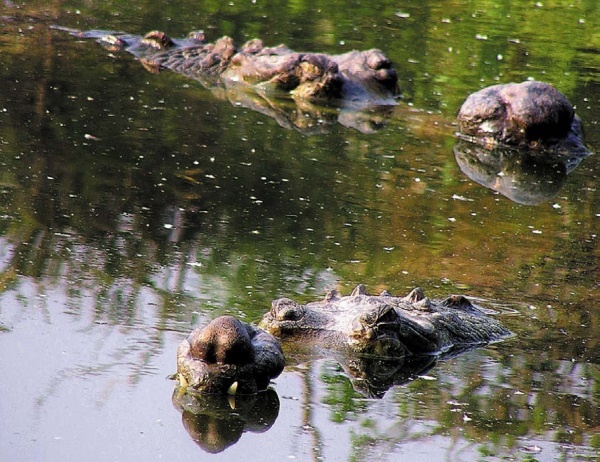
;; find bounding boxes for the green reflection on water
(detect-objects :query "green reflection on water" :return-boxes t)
[0,0,598,460]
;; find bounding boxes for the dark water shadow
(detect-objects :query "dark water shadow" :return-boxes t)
[171,387,280,454]
[287,340,503,399]
[453,138,592,205]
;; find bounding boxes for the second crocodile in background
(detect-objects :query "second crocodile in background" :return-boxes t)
[57,27,399,105]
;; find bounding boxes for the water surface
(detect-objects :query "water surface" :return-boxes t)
[0,1,598,460]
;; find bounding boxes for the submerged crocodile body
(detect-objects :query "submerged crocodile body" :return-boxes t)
[58,27,399,104]
[55,26,400,133]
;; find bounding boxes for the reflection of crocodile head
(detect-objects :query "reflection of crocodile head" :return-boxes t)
[172,387,280,453]
[453,137,590,205]
[260,285,511,358]
[55,26,400,134]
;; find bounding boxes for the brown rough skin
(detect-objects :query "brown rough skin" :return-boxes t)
[135,30,400,103]
[177,316,284,395]
[456,81,584,149]
[57,27,399,105]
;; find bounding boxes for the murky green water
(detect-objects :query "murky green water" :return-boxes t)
[0,1,598,460]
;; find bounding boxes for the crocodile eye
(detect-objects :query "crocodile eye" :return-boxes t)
[271,298,305,321]
[376,305,399,324]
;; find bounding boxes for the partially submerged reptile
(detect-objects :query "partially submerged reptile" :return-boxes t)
[57,27,590,150]
[259,284,511,357]
[176,286,511,395]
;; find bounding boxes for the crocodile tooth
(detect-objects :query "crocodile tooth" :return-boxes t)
[227,381,239,395]
[228,395,237,410]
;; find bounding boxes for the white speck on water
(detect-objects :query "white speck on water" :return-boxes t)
[552,203,561,209]
[452,194,473,202]
[447,400,466,406]
[520,445,542,454]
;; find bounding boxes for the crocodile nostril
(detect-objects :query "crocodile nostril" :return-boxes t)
[366,52,391,70]
[280,308,302,321]
[272,298,305,321]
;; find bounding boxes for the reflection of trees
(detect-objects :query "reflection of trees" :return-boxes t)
[312,348,600,460]
[3,4,597,302]
[1,4,598,459]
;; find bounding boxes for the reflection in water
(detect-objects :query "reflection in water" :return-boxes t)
[341,348,465,399]
[285,341,506,400]
[453,138,591,205]
[314,349,600,461]
[172,387,280,453]
[0,2,598,460]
